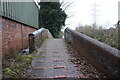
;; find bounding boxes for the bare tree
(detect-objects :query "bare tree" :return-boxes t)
[60,0,74,18]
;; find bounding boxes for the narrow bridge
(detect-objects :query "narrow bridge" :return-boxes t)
[28,28,120,79]
[1,1,120,79]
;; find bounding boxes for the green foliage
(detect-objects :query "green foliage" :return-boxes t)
[3,52,36,78]
[3,67,18,77]
[39,2,67,38]
[16,54,34,62]
[76,26,118,49]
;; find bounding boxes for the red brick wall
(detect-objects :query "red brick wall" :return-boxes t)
[0,17,2,56]
[2,17,37,56]
[64,28,120,77]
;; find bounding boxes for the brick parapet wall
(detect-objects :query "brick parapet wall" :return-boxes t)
[0,17,2,57]
[64,28,120,78]
[2,17,37,56]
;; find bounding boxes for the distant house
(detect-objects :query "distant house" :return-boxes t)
[0,1,39,56]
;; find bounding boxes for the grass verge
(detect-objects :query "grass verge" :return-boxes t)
[2,52,36,78]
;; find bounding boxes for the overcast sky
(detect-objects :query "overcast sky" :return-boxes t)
[2,0,119,29]
[36,0,120,29]
[62,0,120,29]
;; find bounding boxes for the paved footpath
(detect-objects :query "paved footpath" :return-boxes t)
[30,38,84,79]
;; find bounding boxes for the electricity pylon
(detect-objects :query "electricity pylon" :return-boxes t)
[91,0,100,28]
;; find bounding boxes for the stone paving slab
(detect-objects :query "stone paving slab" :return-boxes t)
[30,38,83,79]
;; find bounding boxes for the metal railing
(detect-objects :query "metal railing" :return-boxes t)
[64,27,120,78]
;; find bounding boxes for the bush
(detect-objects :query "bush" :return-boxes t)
[75,26,118,49]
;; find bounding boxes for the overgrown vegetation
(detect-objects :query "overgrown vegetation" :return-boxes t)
[3,52,36,78]
[39,1,67,38]
[75,25,119,49]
